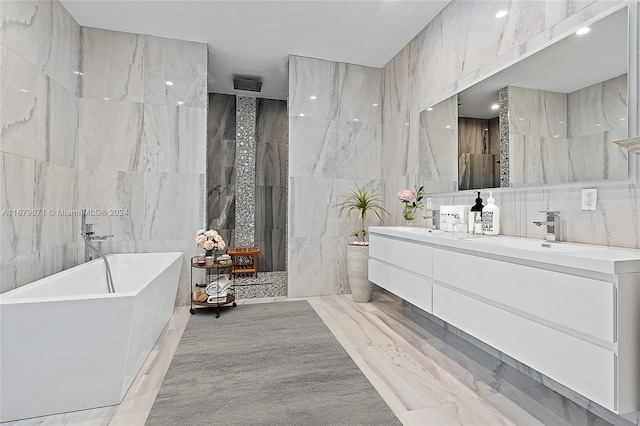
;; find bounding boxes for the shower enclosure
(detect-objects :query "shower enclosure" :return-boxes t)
[458,117,500,190]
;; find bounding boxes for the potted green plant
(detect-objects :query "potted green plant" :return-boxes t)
[336,184,388,302]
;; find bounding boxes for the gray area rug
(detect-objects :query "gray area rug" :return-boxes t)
[146,301,401,426]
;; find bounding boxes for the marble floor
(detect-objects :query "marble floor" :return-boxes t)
[2,292,620,426]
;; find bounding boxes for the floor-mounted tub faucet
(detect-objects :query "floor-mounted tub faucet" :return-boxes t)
[533,210,561,242]
[81,209,115,293]
[81,211,114,261]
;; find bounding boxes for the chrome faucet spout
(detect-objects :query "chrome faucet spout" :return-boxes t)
[81,209,115,293]
[91,234,114,241]
[423,209,440,230]
[534,210,561,242]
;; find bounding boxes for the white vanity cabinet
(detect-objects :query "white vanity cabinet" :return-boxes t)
[368,233,433,314]
[367,226,640,414]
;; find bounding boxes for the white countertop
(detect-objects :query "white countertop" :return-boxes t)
[369,226,640,275]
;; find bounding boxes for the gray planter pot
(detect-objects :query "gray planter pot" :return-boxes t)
[346,244,373,303]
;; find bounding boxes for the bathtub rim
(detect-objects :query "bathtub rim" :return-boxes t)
[0,251,184,304]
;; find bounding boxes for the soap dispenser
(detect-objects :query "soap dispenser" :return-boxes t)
[469,191,484,233]
[474,215,483,234]
[481,191,500,235]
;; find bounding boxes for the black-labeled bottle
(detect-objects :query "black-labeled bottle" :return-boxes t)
[470,191,484,234]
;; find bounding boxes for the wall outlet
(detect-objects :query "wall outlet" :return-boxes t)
[581,188,597,211]
[426,197,432,209]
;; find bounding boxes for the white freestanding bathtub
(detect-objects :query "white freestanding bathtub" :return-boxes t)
[0,252,183,422]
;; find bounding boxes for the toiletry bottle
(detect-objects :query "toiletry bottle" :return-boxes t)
[471,191,483,218]
[469,192,483,232]
[440,206,452,232]
[452,205,466,233]
[474,215,483,234]
[453,217,464,234]
[481,192,500,235]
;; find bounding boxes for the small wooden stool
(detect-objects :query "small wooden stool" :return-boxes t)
[228,247,260,279]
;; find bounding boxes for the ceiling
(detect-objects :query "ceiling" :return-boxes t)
[61,0,450,100]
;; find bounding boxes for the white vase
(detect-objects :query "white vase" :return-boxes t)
[346,244,373,303]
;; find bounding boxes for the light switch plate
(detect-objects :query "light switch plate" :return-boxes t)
[581,189,597,211]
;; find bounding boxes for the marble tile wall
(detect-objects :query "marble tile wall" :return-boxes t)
[458,118,488,155]
[0,0,81,293]
[77,27,208,306]
[507,76,628,186]
[568,74,629,181]
[288,55,383,297]
[508,85,569,186]
[207,93,236,249]
[418,95,458,195]
[255,98,287,272]
[381,0,640,253]
[0,3,207,301]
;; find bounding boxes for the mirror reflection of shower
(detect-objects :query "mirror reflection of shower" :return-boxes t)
[458,117,500,190]
[482,128,488,154]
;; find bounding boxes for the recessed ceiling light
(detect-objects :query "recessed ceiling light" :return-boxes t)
[73,71,83,76]
[310,95,317,100]
[559,121,565,124]
[553,135,560,138]
[372,103,379,107]
[576,27,591,35]
[491,104,499,110]
[518,117,525,121]
[103,97,109,101]
[177,101,184,105]
[620,118,626,121]
[426,107,433,111]
[299,113,305,117]
[495,10,508,18]
[595,123,602,127]
[404,122,409,126]
[166,81,174,86]
[18,88,29,93]
[353,118,359,121]
[446,125,451,129]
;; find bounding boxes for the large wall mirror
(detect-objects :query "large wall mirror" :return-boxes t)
[419,5,629,193]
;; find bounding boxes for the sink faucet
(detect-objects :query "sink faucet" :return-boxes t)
[533,210,560,242]
[422,209,440,230]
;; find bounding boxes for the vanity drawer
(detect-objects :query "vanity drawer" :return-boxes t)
[433,285,615,411]
[369,234,433,277]
[432,249,615,343]
[369,259,433,314]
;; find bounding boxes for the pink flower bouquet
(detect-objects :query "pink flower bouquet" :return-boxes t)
[397,186,425,222]
[195,228,226,255]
